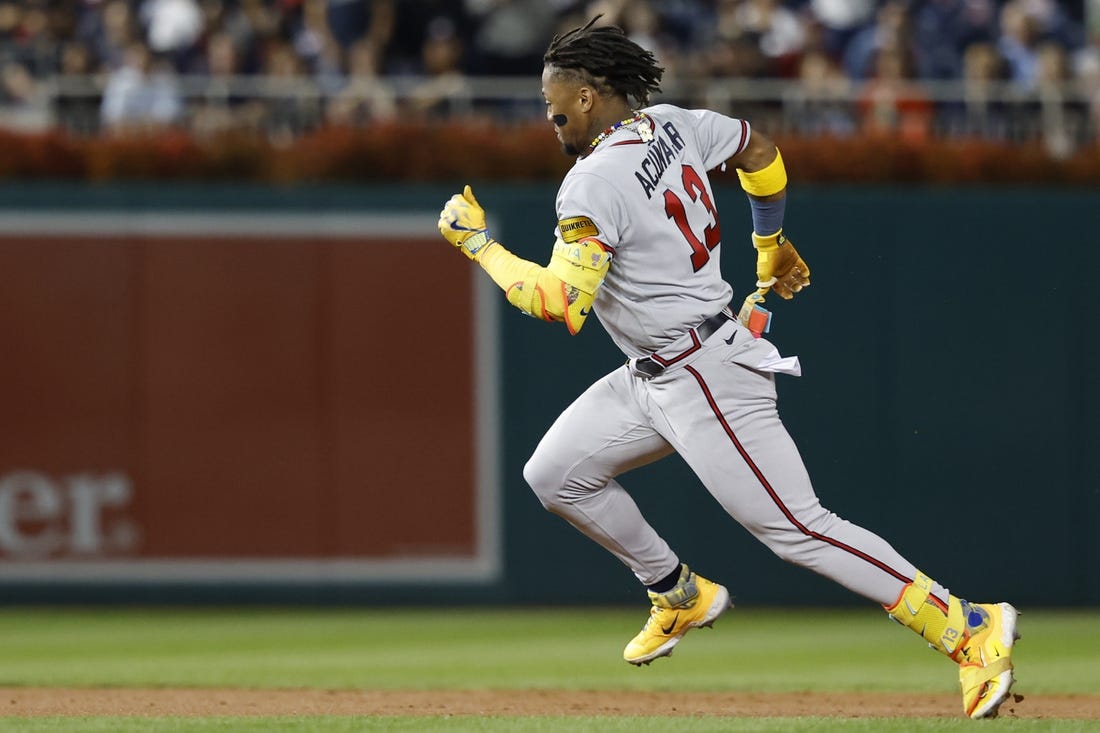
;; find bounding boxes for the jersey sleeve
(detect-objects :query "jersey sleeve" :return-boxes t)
[684,108,751,171]
[554,171,624,249]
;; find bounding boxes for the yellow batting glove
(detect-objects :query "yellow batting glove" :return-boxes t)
[752,229,810,300]
[438,184,493,260]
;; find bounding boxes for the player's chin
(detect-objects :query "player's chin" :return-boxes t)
[561,141,580,156]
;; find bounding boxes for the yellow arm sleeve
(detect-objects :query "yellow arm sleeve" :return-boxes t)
[737,148,787,198]
[475,237,612,335]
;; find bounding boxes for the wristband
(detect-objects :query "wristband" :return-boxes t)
[748,196,786,238]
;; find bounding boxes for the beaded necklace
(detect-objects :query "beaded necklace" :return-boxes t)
[583,111,655,157]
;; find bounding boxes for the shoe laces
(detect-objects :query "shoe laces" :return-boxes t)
[641,602,666,624]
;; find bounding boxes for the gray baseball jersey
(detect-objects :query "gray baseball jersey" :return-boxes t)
[555,104,747,358]
[527,103,950,610]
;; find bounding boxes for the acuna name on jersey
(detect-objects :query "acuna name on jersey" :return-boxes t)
[634,121,686,200]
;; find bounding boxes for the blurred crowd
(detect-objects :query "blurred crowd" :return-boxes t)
[0,0,1097,147]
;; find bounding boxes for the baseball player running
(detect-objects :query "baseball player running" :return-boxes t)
[438,17,1019,719]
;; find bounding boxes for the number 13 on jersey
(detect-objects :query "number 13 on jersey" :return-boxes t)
[663,163,720,272]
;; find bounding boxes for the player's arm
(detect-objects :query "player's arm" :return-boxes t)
[727,130,809,301]
[437,185,610,335]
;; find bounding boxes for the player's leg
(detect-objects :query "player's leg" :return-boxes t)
[653,345,1018,718]
[523,365,730,665]
[523,365,678,585]
[653,348,923,604]
[885,572,1019,718]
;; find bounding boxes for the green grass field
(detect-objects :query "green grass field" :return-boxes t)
[0,606,1096,732]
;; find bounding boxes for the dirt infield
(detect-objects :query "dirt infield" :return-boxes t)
[2,688,1099,719]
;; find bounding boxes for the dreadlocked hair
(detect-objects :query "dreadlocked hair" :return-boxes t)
[543,16,664,107]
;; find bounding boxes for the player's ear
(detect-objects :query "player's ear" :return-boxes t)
[578,86,593,112]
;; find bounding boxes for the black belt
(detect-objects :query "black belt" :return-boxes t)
[632,309,733,379]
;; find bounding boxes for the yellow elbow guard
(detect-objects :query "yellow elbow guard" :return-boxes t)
[482,235,611,334]
[503,268,555,322]
[737,148,787,197]
[501,237,610,335]
[548,236,612,334]
[501,272,593,334]
[548,236,612,293]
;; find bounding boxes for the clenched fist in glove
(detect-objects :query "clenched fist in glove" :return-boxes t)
[752,229,809,299]
[438,185,494,260]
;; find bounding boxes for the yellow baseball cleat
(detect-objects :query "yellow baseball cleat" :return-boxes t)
[623,565,732,666]
[953,602,1020,719]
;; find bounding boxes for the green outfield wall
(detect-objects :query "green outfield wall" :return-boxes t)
[0,182,1096,607]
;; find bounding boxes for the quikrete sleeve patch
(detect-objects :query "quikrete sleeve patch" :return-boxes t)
[558,216,599,244]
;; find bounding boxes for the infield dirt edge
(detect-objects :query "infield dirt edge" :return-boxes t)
[2,688,1099,719]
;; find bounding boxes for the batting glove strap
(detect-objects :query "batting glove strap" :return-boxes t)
[461,231,493,260]
[751,229,786,252]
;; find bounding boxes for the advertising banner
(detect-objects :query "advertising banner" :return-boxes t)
[0,213,499,583]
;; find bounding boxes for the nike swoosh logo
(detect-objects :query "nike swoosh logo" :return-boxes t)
[580,307,590,316]
[904,598,920,616]
[723,332,736,345]
[661,613,679,635]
